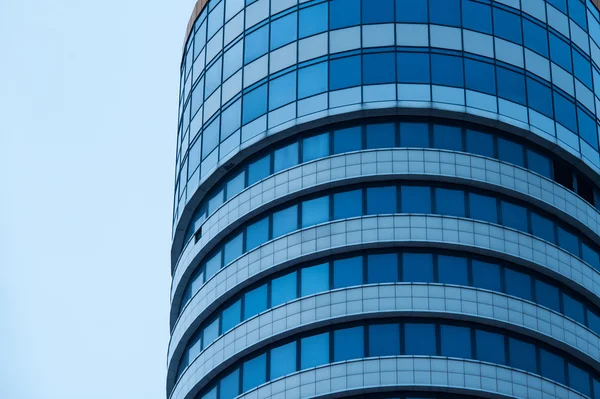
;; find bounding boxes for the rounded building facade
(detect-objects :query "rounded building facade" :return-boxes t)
[168,1,600,399]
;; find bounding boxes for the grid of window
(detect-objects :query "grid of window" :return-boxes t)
[179,182,600,318]
[179,118,600,258]
[176,249,600,379]
[190,319,600,399]
[173,0,600,227]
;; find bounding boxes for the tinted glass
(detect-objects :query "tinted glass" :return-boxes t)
[364,53,396,85]
[397,52,430,83]
[509,338,537,373]
[302,196,330,227]
[400,122,429,147]
[436,188,465,217]
[274,142,299,173]
[497,138,524,167]
[367,253,399,283]
[299,3,328,38]
[402,253,434,282]
[270,342,297,379]
[362,0,394,23]
[530,213,555,244]
[333,257,363,288]
[526,149,552,179]
[440,325,472,358]
[466,130,494,158]
[303,133,329,162]
[220,369,240,399]
[242,354,267,391]
[569,363,591,396]
[301,332,329,368]
[367,186,397,214]
[472,260,501,291]
[431,54,463,86]
[540,349,565,384]
[433,125,462,151]
[500,201,528,232]
[404,323,436,355]
[369,324,400,356]
[273,205,298,238]
[535,280,560,312]
[469,193,498,224]
[223,233,243,265]
[334,326,364,361]
[366,123,395,149]
[396,0,427,22]
[438,255,468,285]
[563,294,585,324]
[505,268,533,301]
[247,154,271,185]
[497,66,527,105]
[476,330,506,364]
[493,8,522,43]
[333,126,362,154]
[334,189,363,219]
[523,18,548,56]
[271,272,297,307]
[270,13,297,50]
[430,0,460,26]
[330,0,360,29]
[401,186,432,213]
[205,252,222,280]
[246,217,269,251]
[244,284,268,319]
[557,227,579,256]
[222,300,241,332]
[462,0,492,33]
[301,263,329,296]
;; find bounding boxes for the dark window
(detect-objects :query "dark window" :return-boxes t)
[302,196,329,227]
[303,133,330,162]
[469,193,498,224]
[569,363,591,396]
[549,33,572,72]
[500,201,528,232]
[397,52,430,83]
[242,354,267,391]
[563,294,585,324]
[362,0,394,23]
[440,325,472,358]
[404,323,436,355]
[497,138,525,167]
[462,0,492,33]
[401,186,432,213]
[582,243,600,271]
[540,349,566,384]
[438,255,468,285]
[472,260,502,291]
[395,0,428,22]
[270,342,297,379]
[547,0,567,12]
[431,54,464,86]
[333,257,363,289]
[523,18,548,56]
[530,212,555,244]
[272,205,298,238]
[588,310,600,334]
[578,108,598,149]
[330,0,360,29]
[496,66,527,105]
[274,142,299,173]
[400,122,430,147]
[476,330,506,364]
[333,126,362,154]
[402,253,434,282]
[526,78,553,118]
[247,154,271,186]
[246,217,269,251]
[557,226,579,256]
[568,0,587,29]
[466,130,494,158]
[299,3,328,38]
[367,253,399,283]
[433,125,462,151]
[334,326,364,361]
[430,0,460,26]
[493,7,522,44]
[526,149,552,179]
[509,338,537,373]
[301,332,329,369]
[271,272,297,307]
[535,280,560,312]
[465,59,496,94]
[334,189,363,219]
[364,53,396,85]
[366,123,396,149]
[330,56,361,90]
[220,369,240,399]
[369,324,401,356]
[573,50,593,88]
[301,263,329,296]
[244,284,268,319]
[367,186,397,214]
[553,92,577,132]
[435,188,465,217]
[505,268,533,301]
[242,84,267,124]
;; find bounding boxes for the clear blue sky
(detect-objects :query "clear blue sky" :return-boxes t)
[0,1,195,397]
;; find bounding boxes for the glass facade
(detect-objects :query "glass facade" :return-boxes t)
[168,1,600,399]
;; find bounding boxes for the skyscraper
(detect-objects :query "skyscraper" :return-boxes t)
[168,1,600,398]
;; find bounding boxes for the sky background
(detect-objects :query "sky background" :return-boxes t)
[0,1,196,397]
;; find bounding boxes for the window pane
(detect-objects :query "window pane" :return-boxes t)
[523,18,548,57]
[396,0,428,22]
[299,3,328,38]
[569,363,591,396]
[205,252,222,280]
[469,193,498,224]
[274,142,299,173]
[527,77,553,117]
[476,330,506,364]
[244,284,268,319]
[302,196,330,227]
[270,342,297,379]
[400,122,429,147]
[246,217,269,251]
[588,310,600,334]
[466,130,494,158]
[540,349,565,384]
[526,149,552,178]
[367,253,399,283]
[472,260,501,291]
[505,268,533,301]
[247,154,271,185]
[330,55,361,90]
[269,71,297,110]
[333,256,363,289]
[402,253,434,283]
[530,212,555,244]
[303,133,329,162]
[462,0,492,33]
[226,171,245,200]
[271,272,297,307]
[242,84,267,124]
[362,0,394,23]
[496,66,527,105]
[430,0,460,26]
[367,186,397,214]
[301,332,329,369]
[397,52,430,83]
[431,54,464,86]
[557,227,579,256]
[333,189,363,219]
[582,243,600,271]
[500,201,528,232]
[535,280,560,312]
[222,300,241,333]
[330,0,360,29]
[301,263,329,296]
[333,126,362,154]
[369,324,400,356]
[549,33,572,72]
[334,326,364,361]
[244,25,268,64]
[509,338,537,373]
[435,188,465,217]
[493,8,522,44]
[220,369,240,399]
[270,13,297,50]
[438,255,468,285]
[404,323,436,355]
[401,186,432,213]
[440,325,472,358]
[203,318,219,348]
[364,53,396,85]
[242,353,267,391]
[563,294,585,324]
[224,233,243,265]
[433,125,462,151]
[465,58,496,94]
[497,138,524,167]
[298,62,328,99]
[366,123,395,149]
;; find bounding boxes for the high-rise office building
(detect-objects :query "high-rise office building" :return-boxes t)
[168,1,600,398]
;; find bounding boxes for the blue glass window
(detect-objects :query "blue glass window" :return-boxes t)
[202,118,220,158]
[582,243,600,271]
[509,338,537,373]
[270,12,297,50]
[333,126,362,154]
[433,125,462,151]
[500,201,528,232]
[221,100,241,139]
[435,188,465,217]
[557,226,579,256]
[364,53,396,85]
[466,130,494,158]
[270,342,297,379]
[204,58,222,98]
[200,387,217,399]
[330,0,360,29]
[203,318,219,348]
[472,260,501,291]
[334,326,364,361]
[402,253,434,282]
[395,0,428,22]
[220,369,240,399]
[465,59,496,94]
[540,349,566,384]
[441,325,472,358]
[222,300,241,333]
[400,122,430,147]
[366,123,395,149]
[274,142,299,173]
[205,252,222,280]
[244,25,269,64]
[301,332,329,369]
[438,255,468,285]
[269,72,297,110]
[497,138,525,167]
[298,62,328,99]
[505,268,533,301]
[526,78,553,117]
[302,196,330,227]
[397,52,430,83]
[207,2,224,39]
[301,263,329,296]
[563,294,585,324]
[330,56,361,90]
[573,50,593,88]
[244,284,268,319]
[569,363,591,396]
[333,257,363,288]
[242,84,267,124]
[553,92,577,132]
[430,0,461,26]
[526,149,552,178]
[462,0,492,34]
[208,189,224,215]
[369,324,400,356]
[299,3,328,38]
[223,233,243,265]
[476,330,506,364]
[273,205,298,238]
[242,354,267,391]
[401,186,432,213]
[362,0,394,23]
[247,154,270,186]
[271,272,297,307]
[523,18,548,57]
[367,186,397,214]
[303,133,330,162]
[226,171,245,200]
[493,8,522,44]
[578,108,598,149]
[568,0,587,30]
[535,280,560,312]
[588,310,600,334]
[334,189,363,219]
[367,253,398,283]
[530,213,555,244]
[547,0,567,12]
[549,33,572,72]
[404,323,436,355]
[431,54,464,86]
[496,66,526,105]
